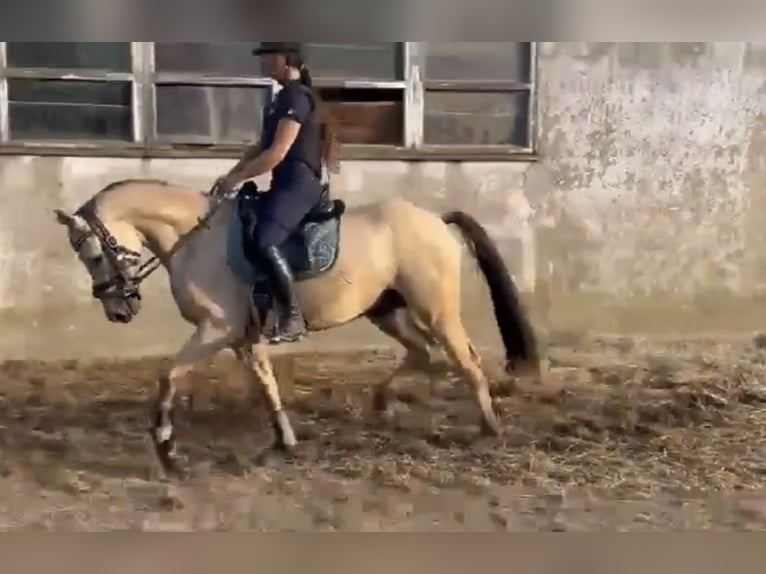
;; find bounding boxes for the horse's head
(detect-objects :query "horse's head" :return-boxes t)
[54,206,144,324]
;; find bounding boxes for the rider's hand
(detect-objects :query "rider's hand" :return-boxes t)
[210,176,232,197]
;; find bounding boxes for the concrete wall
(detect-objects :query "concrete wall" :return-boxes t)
[3,42,766,360]
[534,42,766,334]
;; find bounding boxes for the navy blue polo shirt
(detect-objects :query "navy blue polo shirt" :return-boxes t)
[260,80,322,186]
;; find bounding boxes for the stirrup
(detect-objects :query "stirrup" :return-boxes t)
[267,327,307,344]
[266,309,307,344]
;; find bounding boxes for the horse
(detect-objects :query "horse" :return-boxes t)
[53,178,541,477]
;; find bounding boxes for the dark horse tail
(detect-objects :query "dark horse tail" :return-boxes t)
[442,211,540,375]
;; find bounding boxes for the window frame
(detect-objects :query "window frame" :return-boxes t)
[0,42,140,150]
[148,42,276,150]
[419,42,538,157]
[0,42,538,161]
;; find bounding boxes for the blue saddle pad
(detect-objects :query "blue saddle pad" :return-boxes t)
[226,196,342,292]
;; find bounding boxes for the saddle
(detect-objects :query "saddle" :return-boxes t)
[303,183,346,223]
[238,180,345,230]
[229,180,345,330]
[230,180,344,283]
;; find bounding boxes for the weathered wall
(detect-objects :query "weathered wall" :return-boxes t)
[3,42,766,360]
[534,42,766,333]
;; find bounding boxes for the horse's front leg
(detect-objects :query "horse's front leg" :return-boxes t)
[151,322,238,478]
[236,343,297,455]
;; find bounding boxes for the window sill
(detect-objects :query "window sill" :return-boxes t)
[0,142,540,163]
[343,145,538,162]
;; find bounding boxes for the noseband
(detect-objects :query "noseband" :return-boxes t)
[72,201,162,304]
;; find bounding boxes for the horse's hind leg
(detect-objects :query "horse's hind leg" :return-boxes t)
[430,314,501,437]
[367,307,435,414]
[395,276,501,437]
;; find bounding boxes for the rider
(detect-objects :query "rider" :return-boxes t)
[217,42,340,344]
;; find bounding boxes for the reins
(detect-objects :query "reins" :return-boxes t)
[132,188,231,285]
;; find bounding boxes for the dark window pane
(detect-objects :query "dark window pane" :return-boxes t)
[305,43,402,81]
[6,42,131,71]
[318,88,403,145]
[155,43,403,81]
[155,43,262,75]
[156,84,268,144]
[8,79,132,141]
[425,43,531,83]
[424,90,530,147]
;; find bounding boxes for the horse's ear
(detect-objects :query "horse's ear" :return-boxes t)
[54,209,75,227]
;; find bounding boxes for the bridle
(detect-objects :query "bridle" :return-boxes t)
[71,191,228,307]
[72,201,162,305]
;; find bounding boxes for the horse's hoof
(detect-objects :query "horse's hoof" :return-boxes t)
[254,445,295,468]
[179,393,196,415]
[272,412,298,451]
[371,401,396,426]
[480,417,503,438]
[150,432,189,480]
[374,406,395,425]
[272,438,298,460]
[168,462,191,481]
[372,389,392,413]
[507,358,543,380]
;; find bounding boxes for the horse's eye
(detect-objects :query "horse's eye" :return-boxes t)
[92,255,105,266]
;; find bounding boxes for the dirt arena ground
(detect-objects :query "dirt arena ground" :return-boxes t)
[1,333,766,531]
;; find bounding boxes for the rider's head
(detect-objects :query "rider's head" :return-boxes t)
[253,42,305,84]
[252,42,341,173]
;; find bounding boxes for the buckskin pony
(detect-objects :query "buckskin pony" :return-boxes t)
[54,178,540,477]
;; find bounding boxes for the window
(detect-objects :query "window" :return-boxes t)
[422,43,534,151]
[8,79,132,142]
[1,42,135,144]
[424,42,531,83]
[305,43,403,82]
[424,91,530,146]
[154,43,261,76]
[155,85,268,144]
[306,43,405,147]
[152,43,273,147]
[0,42,537,158]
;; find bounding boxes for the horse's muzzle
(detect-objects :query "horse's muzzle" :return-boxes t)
[109,311,133,324]
[104,292,142,324]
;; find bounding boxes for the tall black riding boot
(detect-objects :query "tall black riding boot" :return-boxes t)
[258,245,307,344]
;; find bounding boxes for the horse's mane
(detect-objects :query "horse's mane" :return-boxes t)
[98,178,172,196]
[87,178,215,220]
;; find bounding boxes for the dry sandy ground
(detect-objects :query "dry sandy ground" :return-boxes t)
[1,334,766,531]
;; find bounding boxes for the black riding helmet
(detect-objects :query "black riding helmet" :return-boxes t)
[252,42,304,57]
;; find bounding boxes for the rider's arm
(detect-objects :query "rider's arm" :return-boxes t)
[225,142,262,180]
[224,87,311,186]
